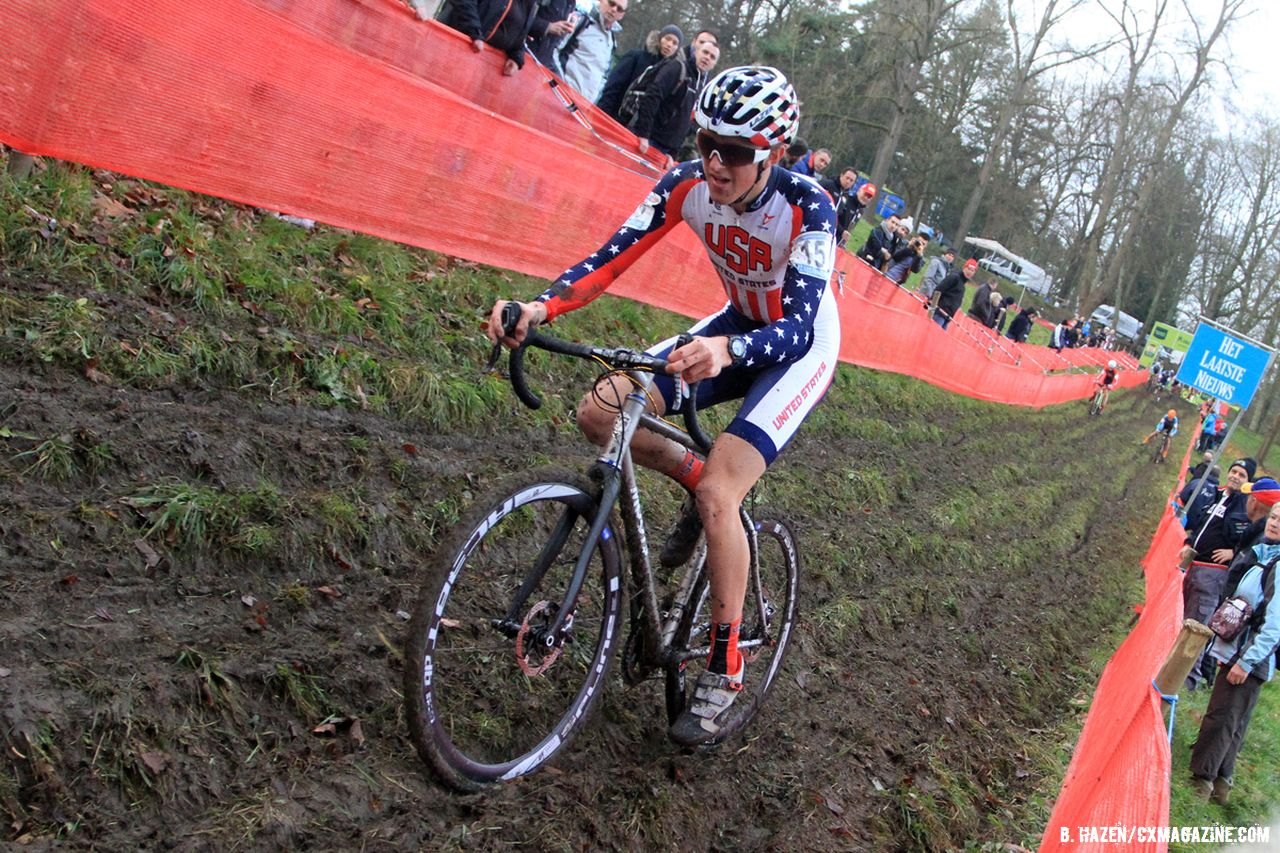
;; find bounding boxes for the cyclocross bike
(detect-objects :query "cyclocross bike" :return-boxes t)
[1151,431,1173,464]
[1088,385,1109,416]
[403,308,800,790]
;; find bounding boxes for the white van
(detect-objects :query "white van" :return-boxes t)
[1089,304,1143,340]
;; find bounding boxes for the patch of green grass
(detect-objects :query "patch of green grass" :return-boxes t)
[266,662,331,722]
[1168,677,1280,849]
[128,479,285,548]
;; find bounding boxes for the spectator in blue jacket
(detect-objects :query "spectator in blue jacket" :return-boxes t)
[790,148,830,178]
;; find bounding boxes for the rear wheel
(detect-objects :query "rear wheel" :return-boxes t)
[403,468,624,790]
[664,510,799,743]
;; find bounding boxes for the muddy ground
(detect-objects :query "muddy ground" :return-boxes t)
[0,205,1181,850]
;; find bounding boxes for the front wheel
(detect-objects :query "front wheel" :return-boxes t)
[403,468,625,790]
[665,510,800,744]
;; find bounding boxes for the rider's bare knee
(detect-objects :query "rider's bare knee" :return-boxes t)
[576,395,613,446]
[693,478,737,528]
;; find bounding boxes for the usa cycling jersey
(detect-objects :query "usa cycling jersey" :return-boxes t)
[536,161,838,368]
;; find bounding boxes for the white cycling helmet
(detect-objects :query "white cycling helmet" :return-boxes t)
[1108,360,1117,369]
[693,66,799,148]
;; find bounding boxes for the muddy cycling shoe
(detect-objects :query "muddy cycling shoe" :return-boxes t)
[659,497,703,568]
[669,666,744,746]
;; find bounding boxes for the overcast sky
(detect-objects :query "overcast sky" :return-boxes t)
[1027,0,1274,129]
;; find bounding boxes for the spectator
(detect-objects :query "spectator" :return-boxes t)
[919,246,955,301]
[986,291,1003,329]
[1199,410,1220,452]
[1179,457,1256,691]
[929,258,976,330]
[1066,316,1083,347]
[846,181,877,233]
[527,0,580,69]
[1187,451,1216,484]
[887,220,911,264]
[442,0,540,75]
[790,147,830,178]
[884,235,926,285]
[819,169,875,245]
[857,214,899,270]
[690,29,718,51]
[968,277,997,326]
[1188,501,1280,805]
[783,139,808,169]
[994,295,1017,332]
[627,39,719,160]
[1179,465,1221,531]
[1049,318,1074,352]
[552,0,626,102]
[596,24,682,119]
[1238,478,1280,549]
[1005,306,1037,343]
[1210,417,1228,452]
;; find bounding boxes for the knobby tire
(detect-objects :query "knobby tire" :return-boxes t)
[403,467,624,790]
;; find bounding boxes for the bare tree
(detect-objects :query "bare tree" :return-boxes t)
[950,0,1109,250]
[1084,0,1247,315]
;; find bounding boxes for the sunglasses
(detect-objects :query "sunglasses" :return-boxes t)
[695,130,769,167]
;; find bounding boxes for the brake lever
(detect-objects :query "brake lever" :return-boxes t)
[484,302,526,373]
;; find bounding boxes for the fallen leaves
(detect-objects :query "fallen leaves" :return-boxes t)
[311,716,365,748]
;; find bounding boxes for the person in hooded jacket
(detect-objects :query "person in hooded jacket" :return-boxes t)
[627,39,719,160]
[596,24,682,119]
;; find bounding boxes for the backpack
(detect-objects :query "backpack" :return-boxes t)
[617,55,686,128]
[1221,554,1280,669]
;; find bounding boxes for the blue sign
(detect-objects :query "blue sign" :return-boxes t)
[1176,324,1272,408]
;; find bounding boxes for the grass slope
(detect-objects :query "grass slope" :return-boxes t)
[0,158,1218,850]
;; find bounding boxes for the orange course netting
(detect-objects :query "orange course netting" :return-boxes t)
[4,6,1184,842]
[0,0,1136,409]
[1039,428,1199,851]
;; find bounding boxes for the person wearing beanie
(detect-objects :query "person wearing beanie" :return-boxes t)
[596,24,683,118]
[1231,457,1259,481]
[1180,458,1256,690]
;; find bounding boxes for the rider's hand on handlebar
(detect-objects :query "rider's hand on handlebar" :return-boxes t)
[487,300,547,348]
[667,335,731,383]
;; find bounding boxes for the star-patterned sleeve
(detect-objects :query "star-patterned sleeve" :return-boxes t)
[733,174,837,368]
[534,163,701,321]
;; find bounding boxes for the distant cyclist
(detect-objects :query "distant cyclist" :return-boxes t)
[1143,409,1179,460]
[1091,359,1119,412]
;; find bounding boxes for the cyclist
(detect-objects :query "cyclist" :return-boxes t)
[1091,359,1119,411]
[486,66,838,746]
[1142,409,1179,460]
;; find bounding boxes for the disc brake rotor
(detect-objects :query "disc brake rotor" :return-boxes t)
[514,600,564,676]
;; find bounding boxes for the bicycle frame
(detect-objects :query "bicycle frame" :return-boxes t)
[533,368,766,665]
